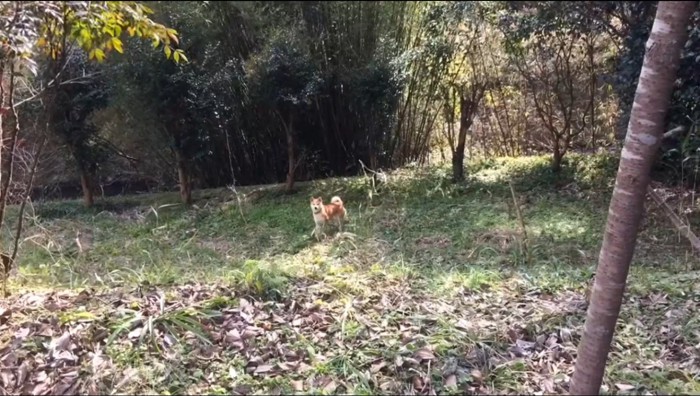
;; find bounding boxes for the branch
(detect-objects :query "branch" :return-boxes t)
[648,186,700,254]
[93,135,139,163]
[13,53,102,108]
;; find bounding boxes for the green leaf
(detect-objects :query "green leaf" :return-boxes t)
[164,45,172,59]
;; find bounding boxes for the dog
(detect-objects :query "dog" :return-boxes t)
[310,196,347,241]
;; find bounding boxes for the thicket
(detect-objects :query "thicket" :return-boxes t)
[7,1,700,207]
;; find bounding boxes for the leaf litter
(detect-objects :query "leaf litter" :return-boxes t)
[0,273,698,395]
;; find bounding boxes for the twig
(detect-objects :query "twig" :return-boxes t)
[11,135,47,264]
[509,181,531,265]
[648,186,700,254]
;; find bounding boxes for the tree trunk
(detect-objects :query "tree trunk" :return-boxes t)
[175,151,192,205]
[552,144,563,173]
[79,170,94,207]
[285,113,296,194]
[452,92,479,183]
[570,2,696,394]
[0,68,20,235]
[451,149,465,182]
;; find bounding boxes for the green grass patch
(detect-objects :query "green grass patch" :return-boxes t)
[1,153,698,395]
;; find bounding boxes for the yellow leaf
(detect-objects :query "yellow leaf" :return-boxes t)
[152,38,160,48]
[88,49,96,60]
[37,37,47,47]
[173,50,189,63]
[112,37,123,54]
[95,48,105,62]
[168,32,179,46]
[164,46,172,59]
[127,26,136,37]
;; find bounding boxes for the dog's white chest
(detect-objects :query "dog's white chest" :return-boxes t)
[313,212,326,225]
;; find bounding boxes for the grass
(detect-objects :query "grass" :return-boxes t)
[1,152,699,395]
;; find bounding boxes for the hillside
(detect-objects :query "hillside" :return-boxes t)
[1,154,698,395]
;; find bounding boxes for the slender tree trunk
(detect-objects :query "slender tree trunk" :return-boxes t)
[570,2,696,394]
[174,150,192,205]
[452,91,481,182]
[0,68,20,234]
[451,148,465,182]
[284,113,296,194]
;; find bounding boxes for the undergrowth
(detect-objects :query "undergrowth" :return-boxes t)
[1,153,698,395]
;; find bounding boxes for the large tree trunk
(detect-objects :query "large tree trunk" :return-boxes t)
[552,141,563,173]
[79,169,94,207]
[570,2,696,394]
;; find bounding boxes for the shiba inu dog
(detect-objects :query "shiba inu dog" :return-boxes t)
[310,196,347,241]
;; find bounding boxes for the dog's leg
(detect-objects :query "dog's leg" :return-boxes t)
[312,223,321,241]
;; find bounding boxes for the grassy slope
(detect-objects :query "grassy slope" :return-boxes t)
[1,153,699,395]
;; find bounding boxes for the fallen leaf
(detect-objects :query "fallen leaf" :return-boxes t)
[559,328,572,342]
[615,383,636,391]
[471,369,483,384]
[127,327,143,340]
[14,327,30,340]
[323,379,337,393]
[414,348,436,361]
[16,361,30,387]
[291,380,304,392]
[541,378,555,393]
[0,307,9,325]
[254,364,273,374]
[413,376,427,391]
[370,361,386,373]
[515,339,536,351]
[49,332,71,352]
[1,370,14,388]
[444,374,457,389]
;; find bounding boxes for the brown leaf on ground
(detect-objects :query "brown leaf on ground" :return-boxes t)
[414,348,436,362]
[444,374,457,389]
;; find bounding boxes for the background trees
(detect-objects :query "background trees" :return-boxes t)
[11,0,700,203]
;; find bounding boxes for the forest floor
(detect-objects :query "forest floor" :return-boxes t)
[1,153,699,395]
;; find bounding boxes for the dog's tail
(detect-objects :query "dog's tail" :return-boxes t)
[330,196,343,206]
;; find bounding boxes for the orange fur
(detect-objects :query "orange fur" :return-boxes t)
[310,196,347,240]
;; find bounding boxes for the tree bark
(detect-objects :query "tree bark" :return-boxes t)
[0,67,20,235]
[284,113,296,194]
[452,89,482,182]
[79,170,94,207]
[552,142,563,173]
[570,2,696,394]
[174,150,192,205]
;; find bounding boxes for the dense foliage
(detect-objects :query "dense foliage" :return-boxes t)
[7,0,700,204]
